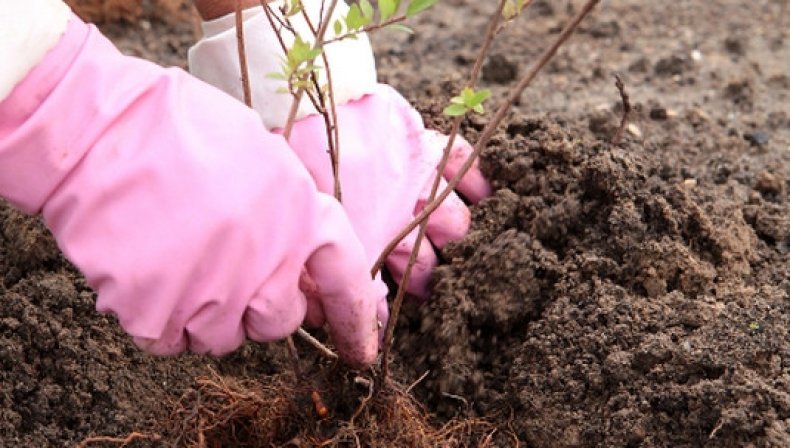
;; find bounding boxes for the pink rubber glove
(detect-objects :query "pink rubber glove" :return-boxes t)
[188,4,492,298]
[0,15,384,366]
[287,85,492,298]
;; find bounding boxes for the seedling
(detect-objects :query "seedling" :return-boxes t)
[235,0,601,392]
[443,87,492,117]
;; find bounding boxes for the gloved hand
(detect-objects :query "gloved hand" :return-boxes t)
[189,1,491,297]
[0,10,385,367]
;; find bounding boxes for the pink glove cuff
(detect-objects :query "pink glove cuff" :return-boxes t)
[0,15,90,214]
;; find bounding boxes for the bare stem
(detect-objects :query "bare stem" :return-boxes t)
[322,57,342,200]
[299,4,343,200]
[260,0,289,52]
[286,335,302,379]
[311,0,343,201]
[283,0,340,168]
[243,1,343,368]
[323,15,409,46]
[235,0,252,107]
[469,0,511,87]
[611,73,631,145]
[378,0,510,387]
[296,327,339,359]
[373,0,601,278]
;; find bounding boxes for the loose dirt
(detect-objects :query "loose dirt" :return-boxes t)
[1,0,787,446]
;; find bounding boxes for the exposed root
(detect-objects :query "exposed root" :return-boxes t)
[78,432,161,447]
[165,368,500,447]
[167,367,301,447]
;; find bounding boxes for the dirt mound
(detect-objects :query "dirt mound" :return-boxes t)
[0,205,284,445]
[395,116,790,447]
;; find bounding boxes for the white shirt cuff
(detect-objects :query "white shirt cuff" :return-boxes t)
[0,0,71,102]
[188,0,378,130]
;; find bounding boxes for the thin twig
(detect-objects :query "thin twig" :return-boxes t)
[282,91,304,140]
[349,376,374,424]
[259,1,304,141]
[478,429,498,448]
[285,336,302,379]
[299,5,342,200]
[405,370,431,394]
[282,0,341,140]
[471,0,517,81]
[496,0,535,36]
[373,0,602,275]
[441,392,470,408]
[260,0,290,52]
[78,432,161,447]
[296,327,339,360]
[611,73,631,145]
[322,15,409,45]
[235,0,252,107]
[377,0,511,386]
[314,0,339,40]
[234,4,338,378]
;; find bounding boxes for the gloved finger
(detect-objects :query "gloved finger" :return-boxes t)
[421,130,492,204]
[304,211,382,368]
[302,268,389,347]
[300,270,325,328]
[416,175,471,249]
[385,228,439,299]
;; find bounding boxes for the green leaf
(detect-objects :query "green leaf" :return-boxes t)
[406,0,437,16]
[459,87,475,102]
[345,3,369,30]
[386,23,413,34]
[502,0,517,20]
[285,36,323,80]
[333,18,344,35]
[307,47,323,61]
[469,88,492,106]
[360,0,374,20]
[445,87,491,116]
[285,0,303,17]
[293,79,312,90]
[443,103,468,117]
[379,0,399,21]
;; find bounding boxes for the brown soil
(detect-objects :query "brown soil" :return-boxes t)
[1,1,788,446]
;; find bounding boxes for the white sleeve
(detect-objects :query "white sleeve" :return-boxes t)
[188,0,378,131]
[0,0,71,102]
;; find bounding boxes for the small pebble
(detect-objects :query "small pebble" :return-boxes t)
[650,107,668,120]
[690,49,702,61]
[627,123,642,138]
[754,171,784,196]
[744,130,770,147]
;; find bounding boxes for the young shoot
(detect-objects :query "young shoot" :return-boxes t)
[268,0,439,97]
[267,35,324,95]
[502,0,530,20]
[443,87,492,117]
